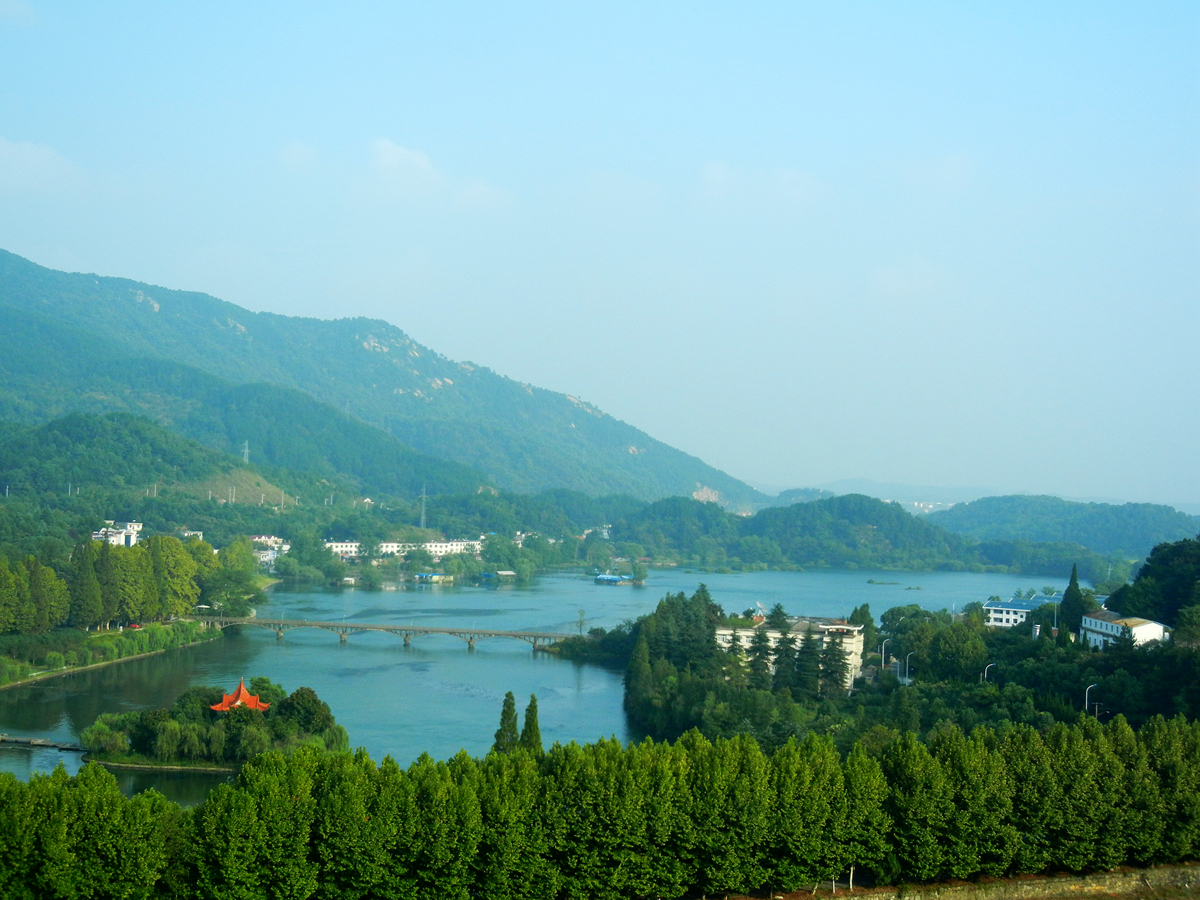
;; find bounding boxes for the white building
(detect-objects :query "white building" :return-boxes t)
[92,521,143,547]
[983,596,1047,628]
[326,537,484,560]
[1081,609,1169,649]
[715,617,865,688]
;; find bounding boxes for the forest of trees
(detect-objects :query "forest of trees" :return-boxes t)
[927,494,1200,558]
[4,711,1200,898]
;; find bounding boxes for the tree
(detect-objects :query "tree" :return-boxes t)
[747,628,773,691]
[819,637,850,697]
[765,603,790,633]
[1059,564,1093,635]
[69,542,104,630]
[848,604,877,653]
[519,694,542,755]
[771,631,797,695]
[21,557,69,634]
[493,692,519,754]
[147,536,199,618]
[794,627,821,702]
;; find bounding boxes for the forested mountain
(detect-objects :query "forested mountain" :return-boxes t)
[0,250,765,506]
[603,494,1128,585]
[927,494,1200,557]
[0,413,245,493]
[0,305,496,499]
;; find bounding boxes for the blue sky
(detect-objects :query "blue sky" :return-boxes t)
[2,2,1197,506]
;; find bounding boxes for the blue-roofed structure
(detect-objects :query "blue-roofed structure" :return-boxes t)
[983,596,1048,628]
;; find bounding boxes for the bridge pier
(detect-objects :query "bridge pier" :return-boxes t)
[339,632,347,643]
[275,630,284,640]
[467,637,475,650]
[403,634,411,646]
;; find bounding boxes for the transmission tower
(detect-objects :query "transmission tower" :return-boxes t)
[243,441,250,464]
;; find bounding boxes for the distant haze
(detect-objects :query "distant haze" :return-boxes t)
[1,4,1196,507]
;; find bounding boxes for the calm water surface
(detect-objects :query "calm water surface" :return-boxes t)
[0,568,1061,802]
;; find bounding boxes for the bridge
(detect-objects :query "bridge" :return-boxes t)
[191,616,569,651]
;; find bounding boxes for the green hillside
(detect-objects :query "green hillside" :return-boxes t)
[0,250,766,506]
[926,494,1200,557]
[0,307,493,499]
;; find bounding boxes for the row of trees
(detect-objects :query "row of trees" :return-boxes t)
[64,535,263,630]
[4,713,1200,899]
[0,533,262,637]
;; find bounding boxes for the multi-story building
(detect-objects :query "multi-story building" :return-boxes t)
[1081,609,1168,649]
[982,596,1047,629]
[714,617,865,688]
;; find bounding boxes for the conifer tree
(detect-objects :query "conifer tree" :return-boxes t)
[493,692,519,754]
[771,631,797,694]
[794,627,821,701]
[519,695,542,755]
[69,542,104,630]
[765,602,790,632]
[747,628,773,691]
[95,541,119,628]
[818,636,850,697]
[0,558,17,634]
[1060,564,1089,636]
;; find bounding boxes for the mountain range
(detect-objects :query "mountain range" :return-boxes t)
[0,249,765,507]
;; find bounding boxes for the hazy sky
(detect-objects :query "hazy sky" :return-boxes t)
[2,3,1197,506]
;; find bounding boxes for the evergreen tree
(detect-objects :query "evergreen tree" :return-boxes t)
[0,558,17,634]
[747,628,773,691]
[818,636,851,697]
[764,602,790,632]
[21,557,69,634]
[1060,564,1089,636]
[94,541,119,628]
[69,541,104,630]
[518,694,542,755]
[493,692,519,754]
[848,603,877,653]
[794,627,821,702]
[771,631,797,695]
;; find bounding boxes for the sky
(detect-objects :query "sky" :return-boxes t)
[1,2,1197,507]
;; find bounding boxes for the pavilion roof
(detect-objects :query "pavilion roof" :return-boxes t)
[210,678,271,712]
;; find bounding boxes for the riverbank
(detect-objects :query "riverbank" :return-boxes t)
[744,862,1200,900]
[0,623,224,692]
[84,753,236,774]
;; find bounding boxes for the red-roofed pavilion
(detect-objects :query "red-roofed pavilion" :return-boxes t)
[210,678,271,712]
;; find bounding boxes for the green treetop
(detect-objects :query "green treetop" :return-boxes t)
[493,691,519,754]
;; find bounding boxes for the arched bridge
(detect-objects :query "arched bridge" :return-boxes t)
[190,616,568,651]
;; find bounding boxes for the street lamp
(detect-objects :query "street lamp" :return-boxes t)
[905,651,915,685]
[982,663,995,683]
[1085,683,1099,717]
[881,638,891,669]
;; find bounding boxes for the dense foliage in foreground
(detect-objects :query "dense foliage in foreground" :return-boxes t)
[3,714,1199,899]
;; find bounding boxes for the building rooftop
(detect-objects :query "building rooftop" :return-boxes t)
[983,597,1047,612]
[1084,609,1123,623]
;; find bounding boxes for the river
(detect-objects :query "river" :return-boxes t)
[0,567,1063,803]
